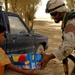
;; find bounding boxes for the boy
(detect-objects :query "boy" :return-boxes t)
[0,25,39,75]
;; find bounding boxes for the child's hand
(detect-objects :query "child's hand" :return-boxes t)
[25,69,40,75]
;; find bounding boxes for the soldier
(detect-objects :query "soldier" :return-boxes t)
[39,0,75,75]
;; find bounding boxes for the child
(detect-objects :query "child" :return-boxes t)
[0,25,39,75]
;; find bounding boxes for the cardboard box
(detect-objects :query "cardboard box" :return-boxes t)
[8,53,43,70]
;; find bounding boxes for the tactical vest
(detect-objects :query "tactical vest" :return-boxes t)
[62,10,75,31]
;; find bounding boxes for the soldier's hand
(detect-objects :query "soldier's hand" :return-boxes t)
[38,52,50,69]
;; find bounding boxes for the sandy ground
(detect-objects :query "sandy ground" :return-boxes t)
[4,20,75,75]
[33,20,75,75]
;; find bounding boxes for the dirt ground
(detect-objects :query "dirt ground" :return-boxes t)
[4,19,75,75]
[33,20,75,75]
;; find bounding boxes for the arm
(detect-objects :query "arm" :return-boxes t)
[7,63,39,75]
[53,23,75,61]
[40,21,75,69]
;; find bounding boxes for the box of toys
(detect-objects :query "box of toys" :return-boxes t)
[8,53,43,70]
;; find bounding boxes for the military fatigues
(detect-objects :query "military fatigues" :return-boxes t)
[53,14,75,61]
[53,13,75,74]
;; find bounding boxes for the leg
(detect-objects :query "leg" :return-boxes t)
[70,50,75,75]
[71,64,75,75]
[63,58,69,75]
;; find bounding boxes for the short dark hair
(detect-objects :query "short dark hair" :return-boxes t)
[0,25,6,33]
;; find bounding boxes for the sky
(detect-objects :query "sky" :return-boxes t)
[35,0,50,19]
